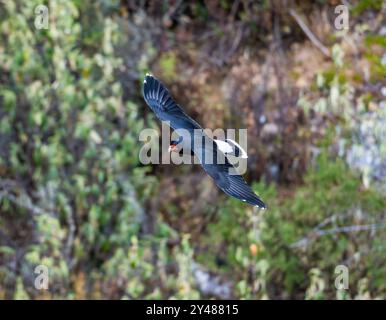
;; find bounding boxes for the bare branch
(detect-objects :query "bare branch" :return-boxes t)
[291,221,386,249]
[289,8,330,57]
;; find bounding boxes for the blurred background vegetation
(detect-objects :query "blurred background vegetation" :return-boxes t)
[0,0,385,300]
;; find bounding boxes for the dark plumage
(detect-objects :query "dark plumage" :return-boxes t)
[143,74,266,209]
[142,74,201,130]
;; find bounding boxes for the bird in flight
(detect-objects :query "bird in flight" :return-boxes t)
[142,73,266,209]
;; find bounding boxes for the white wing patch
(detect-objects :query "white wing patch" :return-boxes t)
[214,139,248,159]
[225,139,248,159]
[214,139,234,154]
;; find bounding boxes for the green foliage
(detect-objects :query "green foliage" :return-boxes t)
[0,0,169,299]
[352,0,384,15]
[159,51,178,82]
[197,150,385,299]
[263,152,385,298]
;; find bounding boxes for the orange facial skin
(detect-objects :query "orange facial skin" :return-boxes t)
[168,144,178,153]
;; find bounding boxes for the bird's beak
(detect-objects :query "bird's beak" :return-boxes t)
[168,145,176,153]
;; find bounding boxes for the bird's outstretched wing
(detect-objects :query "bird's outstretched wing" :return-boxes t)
[198,143,266,209]
[216,168,266,209]
[143,74,202,131]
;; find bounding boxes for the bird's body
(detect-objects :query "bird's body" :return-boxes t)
[143,74,266,209]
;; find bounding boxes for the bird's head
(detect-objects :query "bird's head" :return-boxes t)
[168,140,180,153]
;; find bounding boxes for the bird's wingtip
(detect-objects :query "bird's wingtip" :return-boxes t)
[144,73,155,85]
[144,72,154,84]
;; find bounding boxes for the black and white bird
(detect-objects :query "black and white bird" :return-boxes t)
[143,73,266,209]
